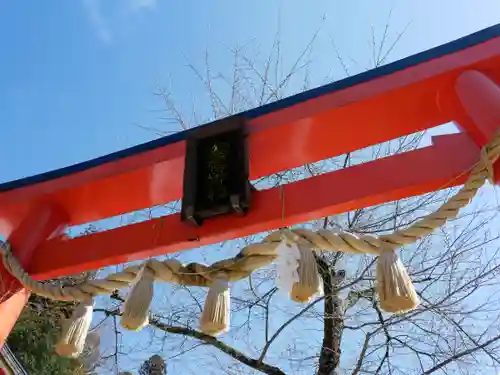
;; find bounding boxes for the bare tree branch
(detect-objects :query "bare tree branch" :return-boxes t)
[422,333,500,374]
[97,309,287,375]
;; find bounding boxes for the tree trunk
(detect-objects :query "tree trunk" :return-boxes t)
[317,257,344,375]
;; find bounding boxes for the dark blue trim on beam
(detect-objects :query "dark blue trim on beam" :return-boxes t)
[2,23,500,192]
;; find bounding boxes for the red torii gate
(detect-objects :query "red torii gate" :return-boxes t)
[2,24,500,346]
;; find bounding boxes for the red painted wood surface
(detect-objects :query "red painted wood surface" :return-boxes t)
[455,70,500,146]
[1,28,500,283]
[0,204,68,347]
[27,133,483,280]
[2,25,500,346]
[1,35,500,239]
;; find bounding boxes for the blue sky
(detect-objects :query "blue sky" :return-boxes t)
[1,1,500,183]
[2,1,500,374]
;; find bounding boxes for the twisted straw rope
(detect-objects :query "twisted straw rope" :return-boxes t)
[1,131,499,302]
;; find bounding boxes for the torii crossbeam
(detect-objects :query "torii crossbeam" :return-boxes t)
[2,24,500,346]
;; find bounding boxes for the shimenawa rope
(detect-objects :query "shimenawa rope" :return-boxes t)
[1,130,498,357]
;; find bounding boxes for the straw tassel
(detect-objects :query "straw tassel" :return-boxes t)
[55,300,93,358]
[121,262,155,331]
[290,244,322,303]
[376,249,420,313]
[200,273,230,336]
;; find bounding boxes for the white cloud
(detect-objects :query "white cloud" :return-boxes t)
[82,0,112,44]
[82,0,156,44]
[128,0,157,11]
